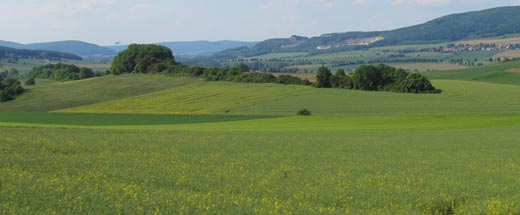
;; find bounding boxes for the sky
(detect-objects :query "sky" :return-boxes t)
[1,0,520,45]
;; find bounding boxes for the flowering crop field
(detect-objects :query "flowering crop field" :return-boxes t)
[1,123,520,214]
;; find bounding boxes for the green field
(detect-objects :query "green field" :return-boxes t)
[2,62,520,214]
[424,60,520,85]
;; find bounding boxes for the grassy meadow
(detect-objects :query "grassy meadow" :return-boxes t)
[1,61,520,214]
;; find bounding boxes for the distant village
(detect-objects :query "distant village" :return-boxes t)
[402,43,520,53]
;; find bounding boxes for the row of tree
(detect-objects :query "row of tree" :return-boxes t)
[0,77,24,102]
[316,64,440,93]
[29,63,97,82]
[111,44,439,93]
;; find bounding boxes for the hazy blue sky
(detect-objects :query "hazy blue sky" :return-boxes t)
[1,0,519,45]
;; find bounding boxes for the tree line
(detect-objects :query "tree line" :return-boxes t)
[29,63,98,82]
[111,44,439,94]
[315,64,440,93]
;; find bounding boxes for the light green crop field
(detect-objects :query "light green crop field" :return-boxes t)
[391,63,466,71]
[2,62,520,214]
[57,79,520,116]
[424,60,520,85]
[0,74,196,112]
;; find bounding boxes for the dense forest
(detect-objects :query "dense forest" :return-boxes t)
[0,46,82,61]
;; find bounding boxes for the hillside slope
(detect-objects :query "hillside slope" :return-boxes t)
[0,75,195,112]
[56,79,520,116]
[215,6,520,58]
[424,60,520,85]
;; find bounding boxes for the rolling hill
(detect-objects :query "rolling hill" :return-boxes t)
[214,6,520,58]
[0,40,256,58]
[3,59,520,214]
[1,60,519,116]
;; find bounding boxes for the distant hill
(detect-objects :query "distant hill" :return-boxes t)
[24,41,116,57]
[214,6,520,58]
[0,40,24,49]
[107,41,257,56]
[0,46,82,61]
[0,40,116,57]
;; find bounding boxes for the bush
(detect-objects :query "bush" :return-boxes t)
[297,109,312,116]
[0,77,24,102]
[397,73,439,93]
[234,73,276,83]
[25,78,36,86]
[276,75,304,85]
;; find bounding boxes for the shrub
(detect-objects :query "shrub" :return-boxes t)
[276,75,303,85]
[0,77,24,102]
[397,73,439,93]
[297,109,312,116]
[25,78,36,86]
[234,73,276,83]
